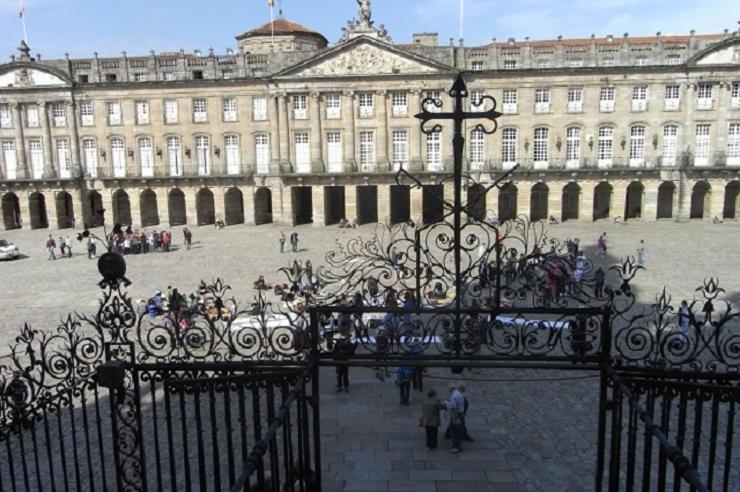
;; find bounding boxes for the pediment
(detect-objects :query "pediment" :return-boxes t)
[691,39,740,65]
[0,64,71,88]
[277,37,452,78]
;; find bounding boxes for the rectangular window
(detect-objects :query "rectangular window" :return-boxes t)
[26,104,39,128]
[537,59,550,69]
[163,72,176,81]
[666,54,680,65]
[391,92,407,116]
[224,135,240,174]
[164,99,178,124]
[697,84,713,110]
[167,136,182,176]
[57,139,71,178]
[192,70,203,80]
[501,128,517,169]
[635,55,648,66]
[253,96,268,121]
[661,125,678,166]
[111,138,125,177]
[133,73,147,82]
[469,129,485,170]
[293,94,308,120]
[569,58,583,68]
[664,85,680,110]
[0,104,11,128]
[631,86,648,111]
[327,131,343,173]
[602,57,615,67]
[533,127,549,168]
[222,69,234,80]
[728,123,740,165]
[567,88,583,112]
[294,132,310,173]
[534,89,550,113]
[29,139,44,178]
[135,101,149,125]
[598,127,614,168]
[730,82,740,108]
[424,91,442,113]
[426,131,442,171]
[694,124,710,166]
[82,138,98,177]
[359,131,375,171]
[503,59,517,69]
[502,89,517,114]
[470,90,485,112]
[599,87,615,112]
[326,94,341,119]
[139,137,153,177]
[471,61,484,71]
[392,130,408,170]
[78,74,89,83]
[196,135,210,175]
[629,126,646,166]
[80,101,94,126]
[255,134,270,174]
[2,141,17,180]
[223,97,237,122]
[566,127,581,168]
[107,101,121,125]
[358,93,374,118]
[193,98,208,122]
[52,103,66,127]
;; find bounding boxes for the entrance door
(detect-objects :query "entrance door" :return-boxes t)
[254,187,273,225]
[324,187,345,226]
[467,184,486,222]
[656,182,675,219]
[224,188,244,225]
[356,186,378,225]
[562,183,580,221]
[422,185,444,224]
[196,188,215,225]
[168,189,187,226]
[625,182,644,219]
[292,187,313,226]
[498,183,517,222]
[1,193,21,229]
[593,183,612,220]
[55,192,74,229]
[530,183,548,222]
[390,185,410,224]
[690,182,710,219]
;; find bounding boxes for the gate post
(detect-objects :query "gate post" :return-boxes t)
[309,309,322,491]
[595,306,613,491]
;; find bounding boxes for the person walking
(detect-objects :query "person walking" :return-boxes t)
[87,238,96,259]
[333,336,356,393]
[420,388,445,450]
[593,267,605,297]
[597,232,607,257]
[458,383,474,442]
[636,240,646,266]
[65,235,73,257]
[45,234,56,260]
[395,364,413,405]
[677,300,692,338]
[183,227,192,250]
[279,232,286,253]
[58,236,67,257]
[290,232,299,252]
[444,383,465,453]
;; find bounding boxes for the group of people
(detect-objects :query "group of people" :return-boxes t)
[44,234,73,260]
[108,228,175,256]
[338,218,358,229]
[278,231,301,253]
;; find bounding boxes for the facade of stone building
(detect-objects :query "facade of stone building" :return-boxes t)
[1,5,740,231]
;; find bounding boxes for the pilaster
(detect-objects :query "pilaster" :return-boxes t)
[312,185,325,226]
[154,187,170,226]
[343,91,356,172]
[214,186,226,223]
[39,102,54,178]
[378,184,391,223]
[610,181,627,220]
[580,180,594,222]
[68,100,81,176]
[185,187,198,225]
[345,185,357,221]
[310,93,324,173]
[709,178,726,219]
[517,181,531,219]
[409,90,422,171]
[128,188,142,228]
[18,190,32,230]
[11,103,28,178]
[547,181,564,221]
[410,186,423,223]
[270,96,281,173]
[642,179,659,221]
[377,90,389,171]
[242,185,255,225]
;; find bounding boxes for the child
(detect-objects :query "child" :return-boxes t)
[419,388,444,450]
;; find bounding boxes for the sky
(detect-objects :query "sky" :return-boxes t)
[0,0,737,60]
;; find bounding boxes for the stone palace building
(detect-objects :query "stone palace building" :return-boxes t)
[1,2,740,230]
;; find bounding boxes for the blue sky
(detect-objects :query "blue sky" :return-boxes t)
[0,0,737,59]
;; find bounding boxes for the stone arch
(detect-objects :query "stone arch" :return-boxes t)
[196,188,215,226]
[657,182,676,219]
[168,188,187,226]
[690,181,711,219]
[530,182,548,221]
[562,182,581,221]
[255,187,273,225]
[112,190,132,226]
[84,190,104,228]
[467,183,486,222]
[140,189,159,226]
[224,187,245,225]
[1,192,21,230]
[55,191,75,229]
[723,181,740,219]
[498,182,517,222]
[625,182,644,220]
[593,182,612,220]
[28,192,48,229]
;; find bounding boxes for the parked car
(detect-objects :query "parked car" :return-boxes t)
[0,239,20,260]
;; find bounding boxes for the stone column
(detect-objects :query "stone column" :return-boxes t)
[154,187,170,226]
[11,103,28,178]
[378,184,391,223]
[185,187,198,225]
[580,180,594,222]
[71,191,84,229]
[312,185,325,226]
[18,190,32,230]
[677,176,692,222]
[377,90,388,171]
[343,91,356,172]
[214,186,226,222]
[409,90,422,171]
[610,181,627,220]
[642,180,659,221]
[345,185,357,221]
[277,94,290,172]
[101,189,114,227]
[709,178,726,219]
[243,185,255,225]
[281,186,294,225]
[487,184,499,221]
[410,186,423,223]
[310,93,323,172]
[517,181,531,219]
[68,100,81,177]
[46,190,58,230]
[547,181,564,221]
[39,101,55,178]
[270,95,281,173]
[677,83,695,222]
[129,188,142,228]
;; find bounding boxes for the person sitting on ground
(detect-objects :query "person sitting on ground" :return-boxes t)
[349,218,358,228]
[713,216,723,224]
[614,216,624,224]
[253,275,271,290]
[339,218,348,228]
[548,215,559,225]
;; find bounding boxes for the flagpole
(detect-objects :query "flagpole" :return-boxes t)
[459,0,464,42]
[20,0,28,44]
[270,3,275,49]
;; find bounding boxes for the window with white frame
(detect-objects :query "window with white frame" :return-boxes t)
[533,127,549,167]
[597,127,614,167]
[80,101,94,126]
[135,101,149,125]
[664,85,680,110]
[326,131,342,173]
[2,141,17,180]
[666,54,680,65]
[602,57,615,67]
[566,127,581,167]
[635,55,648,66]
[255,134,270,174]
[359,131,375,171]
[56,139,71,178]
[470,90,485,112]
[26,104,39,128]
[294,132,310,173]
[221,69,233,80]
[139,137,153,177]
[224,135,240,174]
[111,137,125,177]
[167,136,182,176]
[503,59,517,69]
[632,86,648,111]
[426,130,442,171]
[325,94,341,119]
[82,138,98,177]
[29,139,43,178]
[133,73,147,82]
[569,58,583,68]
[424,91,442,113]
[164,99,178,124]
[253,96,268,121]
[694,124,710,166]
[391,92,407,116]
[52,103,66,127]
[472,61,484,71]
[727,123,740,165]
[567,88,583,112]
[107,101,121,125]
[534,89,550,113]
[501,128,517,167]
[697,84,713,110]
[629,126,646,166]
[599,87,615,112]
[358,93,374,118]
[469,129,485,170]
[162,72,176,81]
[0,104,11,128]
[193,98,208,122]
[293,95,308,120]
[195,135,211,175]
[392,130,408,170]
[662,125,678,166]
[537,58,550,69]
[502,89,517,114]
[730,82,740,108]
[223,98,237,122]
